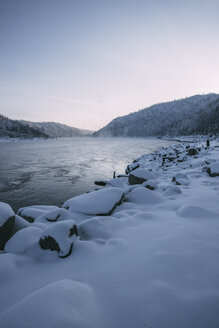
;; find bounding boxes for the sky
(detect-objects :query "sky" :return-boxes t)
[0,0,219,130]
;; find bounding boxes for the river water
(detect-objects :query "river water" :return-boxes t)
[0,137,176,212]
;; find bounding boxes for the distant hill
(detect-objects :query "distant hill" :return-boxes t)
[0,115,93,139]
[21,121,93,138]
[94,94,219,137]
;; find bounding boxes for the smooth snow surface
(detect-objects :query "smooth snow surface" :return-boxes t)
[0,139,219,328]
[0,279,100,328]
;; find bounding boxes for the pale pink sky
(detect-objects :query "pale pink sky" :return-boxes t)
[0,0,219,130]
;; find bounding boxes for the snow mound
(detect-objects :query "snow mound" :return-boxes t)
[164,186,182,196]
[78,216,119,241]
[0,202,14,226]
[5,227,42,254]
[0,279,100,328]
[39,220,78,258]
[125,187,163,205]
[63,187,124,216]
[177,205,218,219]
[0,254,18,282]
[0,202,15,250]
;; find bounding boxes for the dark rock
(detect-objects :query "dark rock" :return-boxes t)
[145,184,155,191]
[128,168,156,185]
[0,216,15,250]
[129,174,146,185]
[188,148,198,156]
[39,235,60,253]
[0,202,16,250]
[19,215,35,223]
[94,180,107,186]
[39,221,78,258]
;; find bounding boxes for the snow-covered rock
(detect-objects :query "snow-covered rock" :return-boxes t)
[0,279,100,328]
[207,161,219,177]
[39,220,78,258]
[0,202,15,250]
[17,205,59,222]
[5,227,42,254]
[63,187,124,216]
[128,168,156,185]
[124,187,163,205]
[125,162,139,174]
[37,208,75,223]
[172,173,190,186]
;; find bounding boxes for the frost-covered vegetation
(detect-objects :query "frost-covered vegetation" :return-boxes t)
[94,93,219,137]
[0,137,219,328]
[0,114,48,139]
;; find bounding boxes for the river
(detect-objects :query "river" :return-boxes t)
[0,137,176,211]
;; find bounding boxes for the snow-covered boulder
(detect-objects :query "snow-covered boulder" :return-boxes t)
[0,202,15,250]
[39,220,78,258]
[17,205,59,222]
[63,187,124,216]
[125,162,139,174]
[0,279,100,328]
[124,187,163,205]
[207,161,219,177]
[5,227,42,254]
[128,168,156,185]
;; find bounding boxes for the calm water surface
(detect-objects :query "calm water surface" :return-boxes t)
[0,137,176,211]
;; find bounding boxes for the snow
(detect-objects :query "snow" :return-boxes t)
[17,205,59,221]
[0,139,219,327]
[0,279,100,328]
[0,202,14,226]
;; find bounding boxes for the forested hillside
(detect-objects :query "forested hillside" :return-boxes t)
[94,94,219,137]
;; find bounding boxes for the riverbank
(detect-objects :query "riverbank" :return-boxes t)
[0,139,219,328]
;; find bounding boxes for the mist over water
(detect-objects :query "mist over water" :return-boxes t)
[0,137,176,212]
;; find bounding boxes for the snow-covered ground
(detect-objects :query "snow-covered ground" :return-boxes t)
[0,138,219,328]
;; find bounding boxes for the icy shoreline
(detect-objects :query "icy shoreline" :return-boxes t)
[0,138,219,328]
